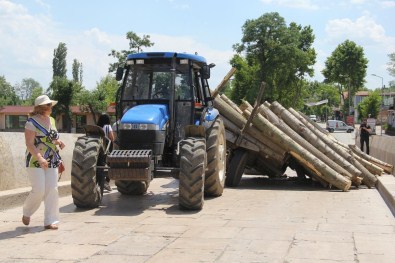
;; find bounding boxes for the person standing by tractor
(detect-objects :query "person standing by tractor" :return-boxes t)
[97,113,114,191]
[23,95,65,230]
[360,119,371,155]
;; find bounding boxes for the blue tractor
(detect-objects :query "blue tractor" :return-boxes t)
[71,52,227,210]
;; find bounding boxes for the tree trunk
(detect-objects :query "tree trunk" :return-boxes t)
[255,102,358,184]
[287,107,377,187]
[349,145,394,174]
[269,101,364,186]
[351,152,384,176]
[214,96,287,157]
[242,108,351,191]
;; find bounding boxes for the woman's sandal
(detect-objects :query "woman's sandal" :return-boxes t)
[44,224,58,230]
[22,216,30,226]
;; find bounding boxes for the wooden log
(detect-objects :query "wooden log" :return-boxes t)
[220,94,243,115]
[255,102,357,184]
[349,145,394,174]
[211,68,236,99]
[243,108,351,191]
[215,96,287,157]
[351,152,384,176]
[287,107,377,187]
[270,101,364,186]
[222,117,284,162]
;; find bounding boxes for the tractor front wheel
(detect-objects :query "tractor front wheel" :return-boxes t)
[71,136,104,208]
[179,137,206,210]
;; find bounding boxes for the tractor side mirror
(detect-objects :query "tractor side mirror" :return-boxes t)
[202,63,216,79]
[115,67,124,81]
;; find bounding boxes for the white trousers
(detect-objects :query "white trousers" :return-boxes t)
[23,168,60,226]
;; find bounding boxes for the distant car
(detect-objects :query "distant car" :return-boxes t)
[326,120,354,133]
[309,115,317,122]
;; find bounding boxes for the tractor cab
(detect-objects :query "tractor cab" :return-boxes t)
[114,52,216,166]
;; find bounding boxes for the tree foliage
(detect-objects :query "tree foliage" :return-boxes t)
[231,12,316,108]
[388,53,395,77]
[357,90,382,120]
[108,31,154,73]
[14,78,42,103]
[322,40,368,111]
[72,59,83,84]
[75,75,119,124]
[52,42,67,78]
[0,76,19,106]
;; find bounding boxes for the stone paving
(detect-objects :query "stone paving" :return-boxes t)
[1,173,394,263]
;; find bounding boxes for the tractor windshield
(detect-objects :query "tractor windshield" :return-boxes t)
[122,64,191,101]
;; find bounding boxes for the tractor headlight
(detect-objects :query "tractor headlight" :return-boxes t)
[120,123,160,130]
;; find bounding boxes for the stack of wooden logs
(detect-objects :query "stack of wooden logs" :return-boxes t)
[214,93,394,191]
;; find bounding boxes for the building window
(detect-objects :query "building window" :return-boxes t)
[6,115,28,130]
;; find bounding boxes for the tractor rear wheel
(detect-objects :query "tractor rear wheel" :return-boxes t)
[225,148,248,187]
[205,118,226,196]
[71,136,104,208]
[115,180,150,195]
[179,137,206,210]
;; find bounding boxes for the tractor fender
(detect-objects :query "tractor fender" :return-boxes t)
[83,125,106,138]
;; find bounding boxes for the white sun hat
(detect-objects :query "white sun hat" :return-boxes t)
[34,95,58,107]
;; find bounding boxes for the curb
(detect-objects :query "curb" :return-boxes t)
[0,181,71,211]
[376,174,395,217]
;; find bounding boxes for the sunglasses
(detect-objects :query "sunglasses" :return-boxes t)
[45,103,52,107]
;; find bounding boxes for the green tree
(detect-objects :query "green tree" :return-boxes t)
[29,87,44,105]
[14,78,42,102]
[108,31,154,73]
[357,90,382,120]
[49,77,82,132]
[0,76,19,106]
[388,53,395,77]
[72,59,83,84]
[322,40,368,114]
[53,42,67,78]
[232,12,316,107]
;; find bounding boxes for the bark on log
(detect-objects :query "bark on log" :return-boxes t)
[349,145,394,174]
[351,152,384,176]
[222,117,284,162]
[215,96,287,157]
[243,108,351,191]
[269,101,364,186]
[220,94,243,115]
[287,107,377,187]
[255,102,357,184]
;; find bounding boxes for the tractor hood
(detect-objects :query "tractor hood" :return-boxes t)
[121,104,169,130]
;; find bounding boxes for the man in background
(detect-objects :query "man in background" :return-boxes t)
[359,119,371,155]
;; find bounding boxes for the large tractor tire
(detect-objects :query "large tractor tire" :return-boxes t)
[225,148,248,187]
[179,138,206,210]
[115,180,150,195]
[205,118,226,197]
[71,136,104,208]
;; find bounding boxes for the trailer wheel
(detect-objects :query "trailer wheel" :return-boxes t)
[115,180,150,195]
[225,148,248,187]
[179,137,206,210]
[205,118,226,197]
[71,136,104,208]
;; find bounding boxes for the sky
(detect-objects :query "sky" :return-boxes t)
[1,0,395,93]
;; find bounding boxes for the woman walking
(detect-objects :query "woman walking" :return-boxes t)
[22,95,65,230]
